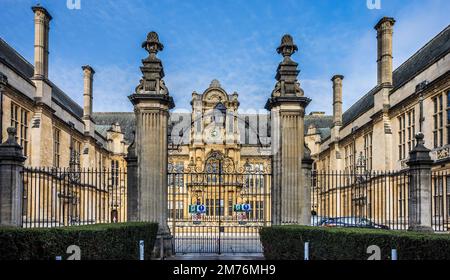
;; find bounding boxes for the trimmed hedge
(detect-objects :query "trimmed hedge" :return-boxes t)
[0,222,158,260]
[260,226,450,260]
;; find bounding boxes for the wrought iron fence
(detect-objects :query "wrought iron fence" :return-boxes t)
[21,167,127,228]
[311,170,450,232]
[168,155,272,254]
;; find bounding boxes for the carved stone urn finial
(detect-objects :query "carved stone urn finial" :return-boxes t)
[142,31,164,57]
[6,127,18,145]
[276,34,298,58]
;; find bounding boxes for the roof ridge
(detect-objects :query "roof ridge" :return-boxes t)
[393,24,450,75]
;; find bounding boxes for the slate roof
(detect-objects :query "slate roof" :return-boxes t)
[342,87,377,127]
[94,125,112,139]
[0,37,84,119]
[92,112,136,143]
[304,115,333,140]
[393,25,450,90]
[0,38,34,79]
[341,24,450,127]
[304,115,333,129]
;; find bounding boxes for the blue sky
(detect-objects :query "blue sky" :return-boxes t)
[0,0,449,114]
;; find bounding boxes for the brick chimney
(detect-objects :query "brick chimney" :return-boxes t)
[375,17,395,86]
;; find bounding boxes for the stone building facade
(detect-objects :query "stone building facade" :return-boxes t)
[0,6,128,170]
[1,5,450,229]
[306,18,450,173]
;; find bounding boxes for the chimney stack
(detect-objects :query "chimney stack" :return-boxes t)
[82,65,95,119]
[331,75,344,127]
[32,5,52,79]
[82,66,95,137]
[375,17,395,86]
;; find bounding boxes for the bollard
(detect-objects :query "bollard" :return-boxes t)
[139,240,144,260]
[304,242,309,261]
[391,249,398,261]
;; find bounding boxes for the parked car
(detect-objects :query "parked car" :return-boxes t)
[320,217,389,230]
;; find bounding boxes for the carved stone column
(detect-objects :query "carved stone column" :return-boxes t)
[266,35,311,225]
[128,32,175,257]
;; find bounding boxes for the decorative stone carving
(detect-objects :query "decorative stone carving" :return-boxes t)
[269,34,305,98]
[133,31,169,96]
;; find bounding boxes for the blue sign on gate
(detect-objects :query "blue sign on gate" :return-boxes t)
[233,203,252,212]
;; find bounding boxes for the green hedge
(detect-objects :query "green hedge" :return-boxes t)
[0,222,158,260]
[260,226,450,260]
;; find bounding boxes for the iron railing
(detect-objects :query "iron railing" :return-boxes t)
[21,167,127,228]
[311,170,450,231]
[168,156,272,254]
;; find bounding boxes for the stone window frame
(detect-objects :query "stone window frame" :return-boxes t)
[446,90,450,145]
[70,136,82,170]
[363,132,373,170]
[433,175,444,218]
[10,102,29,157]
[398,108,415,160]
[433,94,444,148]
[344,141,356,173]
[168,200,184,219]
[344,141,355,184]
[111,160,120,186]
[53,127,61,167]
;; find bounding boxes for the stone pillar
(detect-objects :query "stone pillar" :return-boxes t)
[128,32,174,257]
[0,128,27,227]
[265,35,311,225]
[82,65,96,137]
[32,5,52,79]
[406,133,433,232]
[375,17,395,86]
[125,133,138,222]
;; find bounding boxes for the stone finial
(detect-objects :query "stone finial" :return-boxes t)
[5,127,18,145]
[276,34,298,58]
[142,31,164,57]
[210,79,221,88]
[407,132,432,164]
[416,132,425,146]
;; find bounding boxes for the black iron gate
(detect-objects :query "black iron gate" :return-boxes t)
[168,151,271,254]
